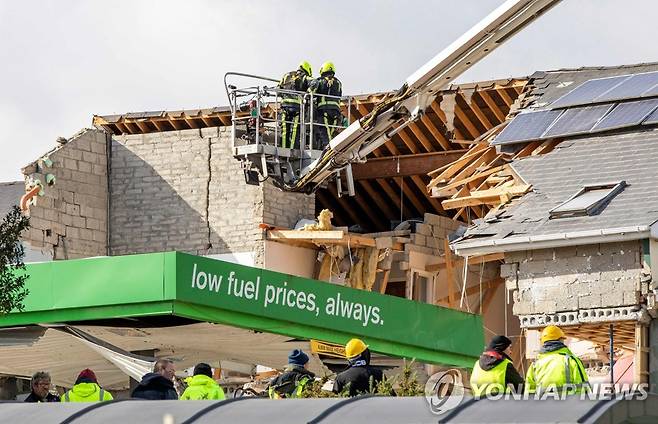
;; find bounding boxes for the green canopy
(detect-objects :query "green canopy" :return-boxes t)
[3,252,483,367]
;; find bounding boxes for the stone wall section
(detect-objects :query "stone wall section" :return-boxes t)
[503,241,647,318]
[21,129,108,259]
[111,126,315,262]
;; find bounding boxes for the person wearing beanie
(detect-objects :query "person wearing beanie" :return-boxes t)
[525,325,589,394]
[180,363,225,400]
[268,349,316,399]
[61,368,113,402]
[470,335,524,397]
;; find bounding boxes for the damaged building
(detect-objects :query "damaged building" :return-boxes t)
[7,60,658,394]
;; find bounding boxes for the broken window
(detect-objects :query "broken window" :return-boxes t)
[549,181,626,218]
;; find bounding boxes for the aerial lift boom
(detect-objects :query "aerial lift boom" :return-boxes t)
[228,0,563,193]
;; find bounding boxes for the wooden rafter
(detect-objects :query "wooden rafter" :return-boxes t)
[478,90,507,123]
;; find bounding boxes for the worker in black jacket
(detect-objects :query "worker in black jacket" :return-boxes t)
[469,335,524,396]
[335,338,383,396]
[268,349,316,398]
[309,61,343,150]
[24,371,59,403]
[132,359,178,400]
[278,61,313,149]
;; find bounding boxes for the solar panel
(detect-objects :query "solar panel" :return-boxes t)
[642,106,658,125]
[641,81,658,97]
[550,75,630,108]
[492,110,563,145]
[542,104,613,138]
[594,71,658,102]
[592,99,658,132]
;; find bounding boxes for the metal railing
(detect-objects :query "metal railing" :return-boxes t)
[225,72,351,154]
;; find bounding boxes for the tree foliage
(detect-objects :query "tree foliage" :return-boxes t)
[0,205,30,314]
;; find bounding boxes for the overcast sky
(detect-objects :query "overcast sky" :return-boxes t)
[1,0,657,182]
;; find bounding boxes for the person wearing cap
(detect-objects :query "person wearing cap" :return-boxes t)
[334,338,383,396]
[268,349,316,399]
[525,325,589,394]
[309,61,343,150]
[278,61,313,149]
[61,369,113,402]
[180,363,225,400]
[470,335,524,397]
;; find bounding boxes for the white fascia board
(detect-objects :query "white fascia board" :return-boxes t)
[453,226,650,256]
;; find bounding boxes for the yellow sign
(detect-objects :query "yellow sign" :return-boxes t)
[310,340,346,359]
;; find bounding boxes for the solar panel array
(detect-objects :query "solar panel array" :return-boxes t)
[551,71,658,108]
[492,70,658,146]
[543,104,613,137]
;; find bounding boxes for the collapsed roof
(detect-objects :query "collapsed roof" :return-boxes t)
[440,63,658,255]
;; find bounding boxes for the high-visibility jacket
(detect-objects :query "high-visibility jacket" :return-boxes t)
[309,74,342,110]
[180,375,226,400]
[268,368,313,399]
[525,347,589,394]
[278,70,310,106]
[61,383,113,402]
[470,358,511,397]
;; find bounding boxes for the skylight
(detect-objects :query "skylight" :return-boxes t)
[549,181,626,219]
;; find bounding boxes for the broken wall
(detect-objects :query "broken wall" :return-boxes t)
[504,241,649,326]
[110,127,314,263]
[21,129,109,259]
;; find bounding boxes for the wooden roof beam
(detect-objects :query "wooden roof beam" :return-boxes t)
[419,113,452,151]
[358,180,396,222]
[478,90,507,123]
[351,150,467,180]
[467,96,493,130]
[453,102,481,140]
[406,121,435,153]
[496,88,515,109]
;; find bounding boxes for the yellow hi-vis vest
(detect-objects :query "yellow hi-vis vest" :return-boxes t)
[470,358,510,397]
[525,347,589,394]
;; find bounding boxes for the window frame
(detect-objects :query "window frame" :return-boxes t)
[549,181,626,219]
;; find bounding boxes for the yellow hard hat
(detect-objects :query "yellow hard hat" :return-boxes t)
[345,338,368,359]
[541,325,566,344]
[299,61,312,77]
[320,61,336,75]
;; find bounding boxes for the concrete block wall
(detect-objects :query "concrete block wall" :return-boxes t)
[504,241,645,319]
[21,129,108,259]
[110,126,314,262]
[407,213,463,255]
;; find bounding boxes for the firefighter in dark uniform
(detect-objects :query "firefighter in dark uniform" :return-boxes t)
[309,61,343,150]
[278,61,313,149]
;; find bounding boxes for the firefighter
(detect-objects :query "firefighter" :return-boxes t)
[278,61,313,149]
[268,349,315,399]
[469,335,524,397]
[525,325,589,394]
[309,61,343,150]
[334,338,382,396]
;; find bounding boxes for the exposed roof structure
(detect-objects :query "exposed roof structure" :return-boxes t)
[92,79,527,231]
[422,63,658,254]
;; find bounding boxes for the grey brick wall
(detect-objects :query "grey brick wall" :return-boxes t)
[110,127,315,262]
[504,241,644,316]
[21,129,108,259]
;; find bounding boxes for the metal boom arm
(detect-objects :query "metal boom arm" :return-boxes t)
[291,0,562,192]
